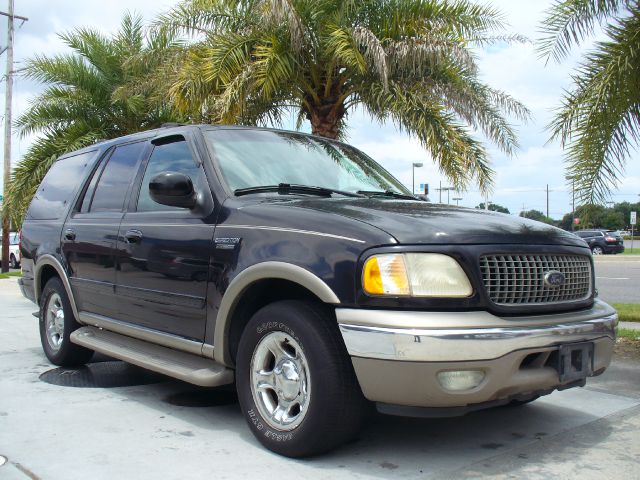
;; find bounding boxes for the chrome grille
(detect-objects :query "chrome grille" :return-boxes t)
[480,254,592,305]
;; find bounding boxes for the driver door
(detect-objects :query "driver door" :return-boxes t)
[115,134,215,341]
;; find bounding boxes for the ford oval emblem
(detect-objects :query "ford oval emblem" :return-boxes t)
[544,270,565,288]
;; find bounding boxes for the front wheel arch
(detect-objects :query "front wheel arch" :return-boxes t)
[223,278,333,367]
[213,262,340,367]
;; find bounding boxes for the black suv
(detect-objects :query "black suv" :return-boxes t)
[575,229,625,255]
[18,125,617,457]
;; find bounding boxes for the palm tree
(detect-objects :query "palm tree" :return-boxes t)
[4,13,184,225]
[539,0,640,202]
[153,0,529,193]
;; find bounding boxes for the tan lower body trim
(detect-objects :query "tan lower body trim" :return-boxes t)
[350,336,614,408]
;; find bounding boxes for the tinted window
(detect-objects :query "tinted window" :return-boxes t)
[90,142,145,212]
[137,139,206,212]
[27,151,96,220]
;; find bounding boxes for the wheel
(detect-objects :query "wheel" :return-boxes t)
[9,254,18,269]
[591,246,604,255]
[39,277,93,366]
[236,300,367,457]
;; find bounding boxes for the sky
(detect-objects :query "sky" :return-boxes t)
[0,0,639,219]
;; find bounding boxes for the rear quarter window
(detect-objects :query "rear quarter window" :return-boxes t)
[27,151,97,220]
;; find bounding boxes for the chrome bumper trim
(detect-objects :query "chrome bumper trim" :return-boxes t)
[337,303,618,362]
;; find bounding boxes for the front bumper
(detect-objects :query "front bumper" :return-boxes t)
[337,300,617,410]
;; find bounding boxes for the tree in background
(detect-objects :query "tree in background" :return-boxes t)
[539,0,640,203]
[558,202,633,231]
[153,0,529,194]
[4,13,184,225]
[520,209,555,225]
[475,202,510,213]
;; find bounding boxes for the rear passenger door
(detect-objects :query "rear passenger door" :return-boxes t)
[62,141,147,318]
[115,134,215,341]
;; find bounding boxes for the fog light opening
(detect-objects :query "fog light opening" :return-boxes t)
[437,370,485,392]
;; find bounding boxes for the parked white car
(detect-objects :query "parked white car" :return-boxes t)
[7,231,20,268]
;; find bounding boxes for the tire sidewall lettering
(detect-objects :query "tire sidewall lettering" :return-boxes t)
[247,408,295,442]
[256,321,300,344]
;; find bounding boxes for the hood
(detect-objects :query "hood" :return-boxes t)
[276,198,586,247]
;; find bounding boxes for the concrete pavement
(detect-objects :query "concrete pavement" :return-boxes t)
[619,321,640,331]
[1,277,640,479]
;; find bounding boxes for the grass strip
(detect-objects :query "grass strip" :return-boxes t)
[612,303,640,322]
[0,271,22,279]
[618,328,640,341]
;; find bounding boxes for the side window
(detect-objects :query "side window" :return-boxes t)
[27,151,96,220]
[89,142,146,212]
[137,139,206,212]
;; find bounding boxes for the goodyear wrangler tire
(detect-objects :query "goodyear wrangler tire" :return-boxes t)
[236,300,367,457]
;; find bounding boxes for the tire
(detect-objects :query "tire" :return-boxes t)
[509,395,540,406]
[591,246,604,255]
[39,277,93,366]
[9,254,18,269]
[236,300,367,457]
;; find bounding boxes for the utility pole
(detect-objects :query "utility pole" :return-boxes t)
[0,1,26,273]
[438,180,442,203]
[571,180,576,231]
[546,184,549,219]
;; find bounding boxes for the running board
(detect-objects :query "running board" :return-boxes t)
[71,326,234,387]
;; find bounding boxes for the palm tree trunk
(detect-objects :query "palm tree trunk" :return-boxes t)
[307,102,344,139]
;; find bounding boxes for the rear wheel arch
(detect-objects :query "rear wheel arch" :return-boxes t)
[34,255,80,320]
[213,262,340,367]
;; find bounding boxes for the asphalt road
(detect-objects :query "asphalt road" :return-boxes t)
[1,277,640,479]
[593,256,640,304]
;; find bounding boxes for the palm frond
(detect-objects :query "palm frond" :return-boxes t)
[538,0,629,63]
[7,13,183,226]
[548,7,640,202]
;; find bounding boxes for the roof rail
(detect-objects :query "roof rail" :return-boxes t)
[160,122,186,128]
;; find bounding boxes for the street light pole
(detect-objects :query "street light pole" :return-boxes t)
[546,184,549,219]
[411,162,423,194]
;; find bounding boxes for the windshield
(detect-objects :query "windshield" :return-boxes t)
[203,129,409,195]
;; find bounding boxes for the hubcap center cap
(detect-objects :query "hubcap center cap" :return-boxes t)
[274,359,300,401]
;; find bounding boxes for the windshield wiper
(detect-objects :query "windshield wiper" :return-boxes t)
[357,190,417,200]
[234,183,363,198]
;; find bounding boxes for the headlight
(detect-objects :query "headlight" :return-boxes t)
[362,253,473,297]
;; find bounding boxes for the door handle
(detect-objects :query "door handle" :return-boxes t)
[64,229,76,241]
[124,229,143,243]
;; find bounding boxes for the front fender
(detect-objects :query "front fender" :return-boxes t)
[211,261,340,366]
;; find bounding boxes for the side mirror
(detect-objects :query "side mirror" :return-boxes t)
[149,171,197,209]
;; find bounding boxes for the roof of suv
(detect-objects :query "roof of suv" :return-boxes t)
[60,124,323,159]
